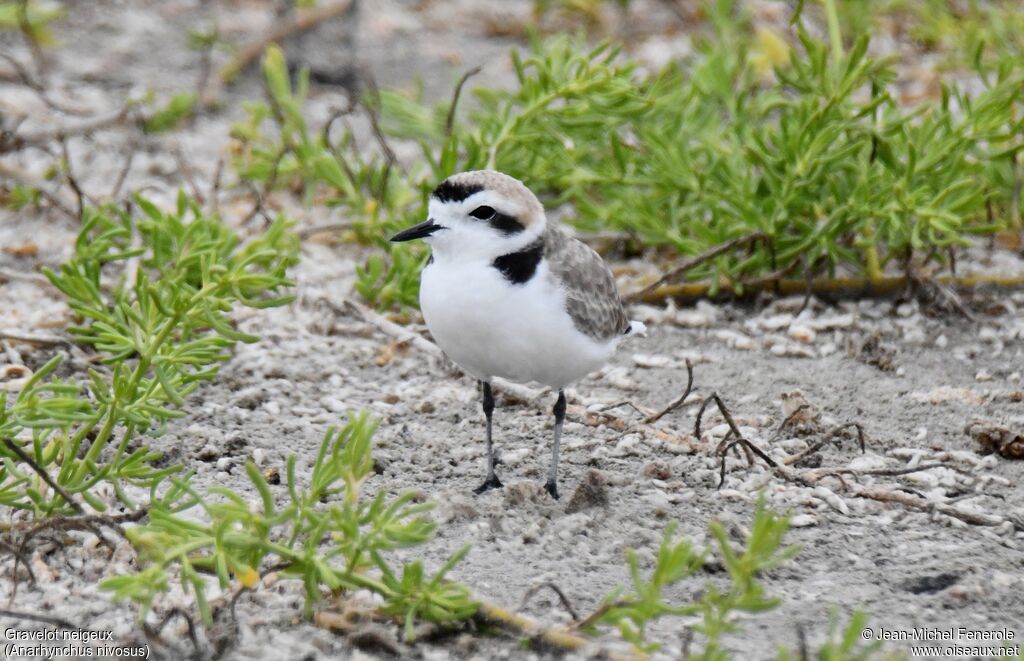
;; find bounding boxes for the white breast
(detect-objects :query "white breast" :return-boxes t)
[420,259,617,389]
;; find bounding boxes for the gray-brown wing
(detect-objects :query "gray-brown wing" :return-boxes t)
[544,225,629,341]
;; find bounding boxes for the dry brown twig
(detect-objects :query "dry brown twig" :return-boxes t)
[239,151,284,227]
[59,136,88,219]
[0,52,90,116]
[599,399,655,418]
[803,462,972,482]
[321,97,359,172]
[765,404,812,445]
[2,508,144,538]
[700,391,1018,532]
[0,437,127,593]
[109,140,140,201]
[628,273,1024,306]
[14,0,46,74]
[2,439,86,517]
[315,588,636,658]
[359,74,399,201]
[474,600,638,660]
[519,582,580,622]
[0,330,69,347]
[210,157,225,217]
[625,231,768,303]
[1,105,135,154]
[445,66,482,136]
[781,422,866,466]
[205,586,251,661]
[738,257,802,291]
[852,486,1006,528]
[143,607,202,658]
[0,161,78,220]
[315,609,408,657]
[645,358,693,423]
[172,146,206,205]
[695,392,763,470]
[5,508,146,599]
[0,608,82,631]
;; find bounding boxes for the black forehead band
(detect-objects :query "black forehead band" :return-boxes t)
[431,180,483,203]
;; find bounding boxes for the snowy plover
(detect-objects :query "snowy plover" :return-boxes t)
[390,170,644,498]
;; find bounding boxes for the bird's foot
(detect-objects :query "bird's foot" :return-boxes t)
[473,473,504,495]
[543,479,560,500]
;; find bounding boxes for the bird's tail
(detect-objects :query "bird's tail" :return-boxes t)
[626,320,647,337]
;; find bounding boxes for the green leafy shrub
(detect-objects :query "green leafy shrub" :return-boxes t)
[0,192,297,514]
[441,29,1021,285]
[0,0,64,44]
[104,413,476,634]
[2,190,475,639]
[584,500,897,660]
[777,610,889,661]
[231,45,429,309]
[0,183,42,210]
[144,92,198,133]
[830,0,1024,70]
[232,4,1023,310]
[586,498,798,656]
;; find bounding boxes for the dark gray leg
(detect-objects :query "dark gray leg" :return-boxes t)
[544,390,566,499]
[473,381,503,494]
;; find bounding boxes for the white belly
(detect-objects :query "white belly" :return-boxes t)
[420,260,616,389]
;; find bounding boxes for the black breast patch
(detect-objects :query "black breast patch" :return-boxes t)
[492,238,544,285]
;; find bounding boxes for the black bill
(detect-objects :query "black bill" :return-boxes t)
[390,219,443,242]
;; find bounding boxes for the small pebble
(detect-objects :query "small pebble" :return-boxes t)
[320,396,347,413]
[614,434,641,456]
[906,471,939,488]
[788,324,816,344]
[778,438,809,453]
[632,353,672,368]
[674,308,714,327]
[789,514,819,528]
[642,461,672,480]
[759,314,794,330]
[847,454,888,472]
[502,447,532,467]
[770,343,815,358]
[565,470,609,513]
[644,490,671,511]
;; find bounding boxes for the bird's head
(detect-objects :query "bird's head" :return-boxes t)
[390,170,546,262]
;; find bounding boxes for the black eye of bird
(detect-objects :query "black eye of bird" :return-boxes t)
[469,205,496,220]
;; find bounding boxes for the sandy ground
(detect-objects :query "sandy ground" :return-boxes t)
[2,1,1024,660]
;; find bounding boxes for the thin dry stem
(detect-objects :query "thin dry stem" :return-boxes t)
[626,232,768,302]
[645,359,694,423]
